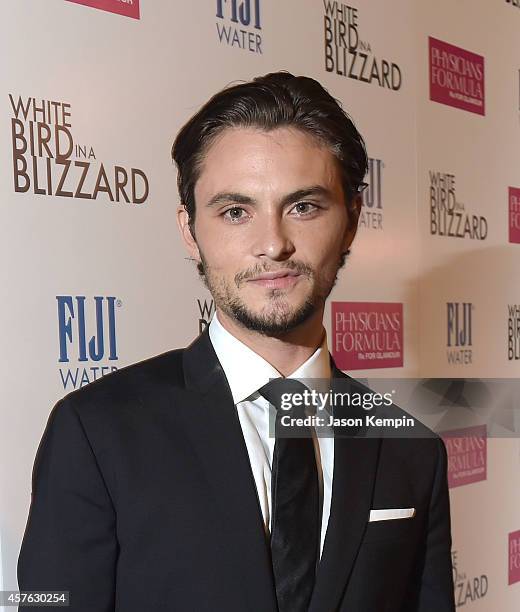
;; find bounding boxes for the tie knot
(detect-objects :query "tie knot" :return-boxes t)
[257,377,311,414]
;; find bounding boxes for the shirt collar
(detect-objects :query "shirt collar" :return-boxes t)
[208,310,331,405]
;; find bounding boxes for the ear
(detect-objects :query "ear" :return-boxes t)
[342,193,363,252]
[176,205,200,261]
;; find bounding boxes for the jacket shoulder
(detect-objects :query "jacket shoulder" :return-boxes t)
[59,347,186,418]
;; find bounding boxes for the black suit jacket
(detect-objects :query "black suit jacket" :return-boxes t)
[18,326,456,611]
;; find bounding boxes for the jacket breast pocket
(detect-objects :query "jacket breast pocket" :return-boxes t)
[362,511,420,544]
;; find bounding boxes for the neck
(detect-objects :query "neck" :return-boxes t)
[215,307,326,376]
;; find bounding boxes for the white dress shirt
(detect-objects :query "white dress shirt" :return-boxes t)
[208,311,334,557]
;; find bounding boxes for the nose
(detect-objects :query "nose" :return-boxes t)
[251,210,296,260]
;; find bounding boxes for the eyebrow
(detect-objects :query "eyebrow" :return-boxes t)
[205,185,334,208]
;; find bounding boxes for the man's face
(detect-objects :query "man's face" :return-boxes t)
[177,126,360,336]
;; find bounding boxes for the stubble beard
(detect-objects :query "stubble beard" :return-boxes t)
[195,249,347,337]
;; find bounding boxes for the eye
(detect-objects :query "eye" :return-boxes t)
[222,206,249,223]
[291,201,319,216]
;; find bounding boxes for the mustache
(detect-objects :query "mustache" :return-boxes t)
[235,262,313,286]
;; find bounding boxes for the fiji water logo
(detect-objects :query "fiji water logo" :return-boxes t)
[359,157,384,231]
[57,295,121,390]
[215,0,262,54]
[446,302,474,365]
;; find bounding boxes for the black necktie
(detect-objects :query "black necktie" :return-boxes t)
[257,377,320,612]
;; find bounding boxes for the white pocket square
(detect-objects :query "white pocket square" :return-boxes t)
[368,507,416,522]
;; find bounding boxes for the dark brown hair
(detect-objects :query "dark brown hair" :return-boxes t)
[172,71,368,234]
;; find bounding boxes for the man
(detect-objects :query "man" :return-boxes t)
[18,71,455,611]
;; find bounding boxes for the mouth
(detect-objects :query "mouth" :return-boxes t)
[247,270,302,289]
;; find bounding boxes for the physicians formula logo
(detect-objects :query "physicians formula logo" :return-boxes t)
[429,37,485,116]
[509,530,520,586]
[66,0,140,19]
[509,187,520,243]
[57,295,121,390]
[441,425,487,488]
[215,0,262,54]
[332,302,403,370]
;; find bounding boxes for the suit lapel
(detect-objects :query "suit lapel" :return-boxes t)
[309,360,382,612]
[181,328,381,612]
[181,327,278,612]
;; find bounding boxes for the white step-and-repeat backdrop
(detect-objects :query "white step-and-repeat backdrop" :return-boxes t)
[1,1,519,609]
